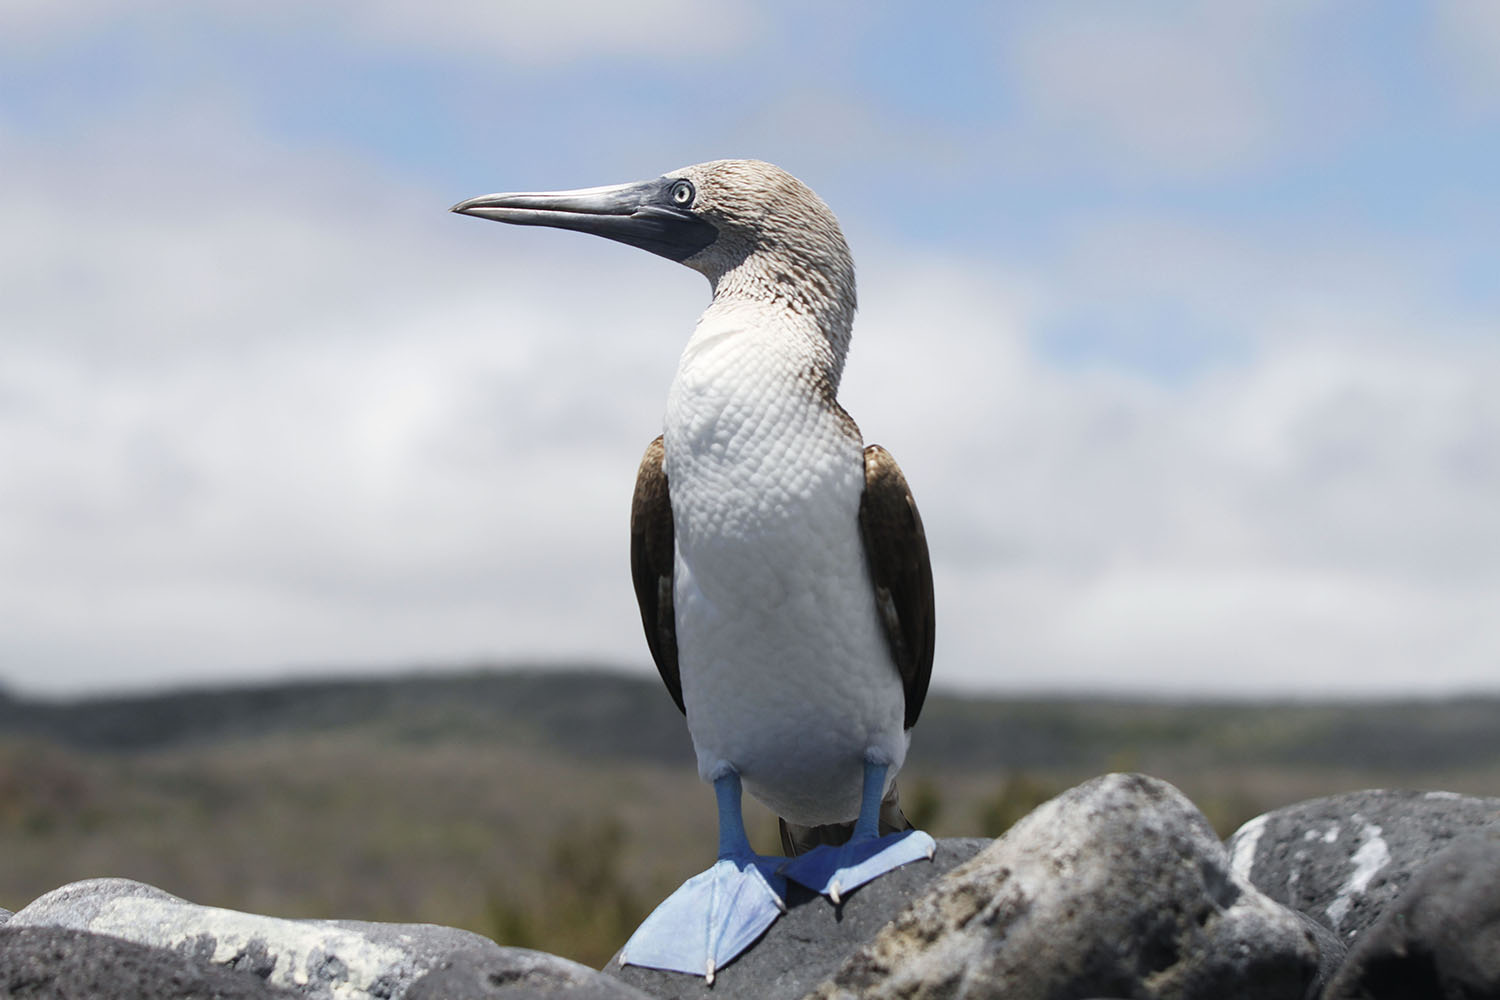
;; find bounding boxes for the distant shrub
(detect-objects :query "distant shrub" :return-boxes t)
[906,778,942,830]
[486,817,644,967]
[977,773,1061,837]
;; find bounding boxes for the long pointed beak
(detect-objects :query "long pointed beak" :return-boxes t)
[450,178,717,263]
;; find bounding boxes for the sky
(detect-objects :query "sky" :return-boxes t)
[2,1,1497,698]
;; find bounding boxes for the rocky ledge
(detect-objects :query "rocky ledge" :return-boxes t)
[3,774,1496,1000]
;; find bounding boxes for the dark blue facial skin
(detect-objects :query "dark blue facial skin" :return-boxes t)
[451,176,719,262]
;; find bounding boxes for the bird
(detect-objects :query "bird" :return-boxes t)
[451,159,935,981]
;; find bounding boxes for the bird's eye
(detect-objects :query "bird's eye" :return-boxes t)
[669,180,695,207]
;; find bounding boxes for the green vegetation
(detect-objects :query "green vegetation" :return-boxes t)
[1,668,1497,967]
[976,773,1062,837]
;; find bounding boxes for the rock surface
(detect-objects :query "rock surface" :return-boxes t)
[13,778,1500,1000]
[409,947,655,999]
[603,838,990,1000]
[1226,788,1500,944]
[1322,832,1500,1000]
[0,924,302,999]
[809,773,1322,1000]
[1289,909,1349,991]
[9,877,514,1000]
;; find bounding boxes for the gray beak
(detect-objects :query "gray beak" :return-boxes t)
[450,177,717,263]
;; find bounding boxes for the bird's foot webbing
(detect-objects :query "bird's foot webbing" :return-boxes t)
[618,854,786,980]
[778,828,936,902]
[619,770,788,979]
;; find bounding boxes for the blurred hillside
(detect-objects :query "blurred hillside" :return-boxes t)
[11,668,1500,773]
[2,667,1498,966]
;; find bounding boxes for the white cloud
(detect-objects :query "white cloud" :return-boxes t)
[346,0,761,64]
[0,0,137,40]
[0,0,760,64]
[1432,0,1500,110]
[999,4,1363,179]
[842,239,1500,697]
[2,72,1496,698]
[0,116,705,693]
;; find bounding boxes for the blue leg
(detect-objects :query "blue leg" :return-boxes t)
[778,761,936,902]
[619,771,787,982]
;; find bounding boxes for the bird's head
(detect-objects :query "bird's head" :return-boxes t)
[452,159,856,329]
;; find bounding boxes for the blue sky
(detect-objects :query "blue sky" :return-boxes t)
[2,1,1497,695]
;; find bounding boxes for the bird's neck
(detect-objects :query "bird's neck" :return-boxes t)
[669,298,863,489]
[688,294,849,400]
[705,253,855,389]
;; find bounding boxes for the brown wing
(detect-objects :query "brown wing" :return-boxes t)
[630,436,683,714]
[859,444,935,730]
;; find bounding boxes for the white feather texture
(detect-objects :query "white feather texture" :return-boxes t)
[664,296,906,827]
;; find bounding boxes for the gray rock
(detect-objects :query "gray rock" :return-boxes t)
[408,947,656,999]
[0,924,302,999]
[10,877,510,1000]
[1291,909,1349,991]
[1226,789,1500,943]
[604,838,990,1000]
[1323,832,1500,1000]
[810,774,1322,1000]
[0,907,12,925]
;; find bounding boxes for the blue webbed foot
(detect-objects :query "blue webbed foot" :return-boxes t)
[619,853,786,981]
[620,771,788,982]
[779,760,936,902]
[779,828,936,903]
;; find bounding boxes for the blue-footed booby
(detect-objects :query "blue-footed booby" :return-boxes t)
[451,159,935,981]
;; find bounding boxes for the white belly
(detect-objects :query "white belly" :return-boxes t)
[663,308,907,826]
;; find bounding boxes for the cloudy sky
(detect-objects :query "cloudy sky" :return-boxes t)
[3,2,1497,697]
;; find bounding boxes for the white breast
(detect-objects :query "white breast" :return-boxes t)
[663,301,907,826]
